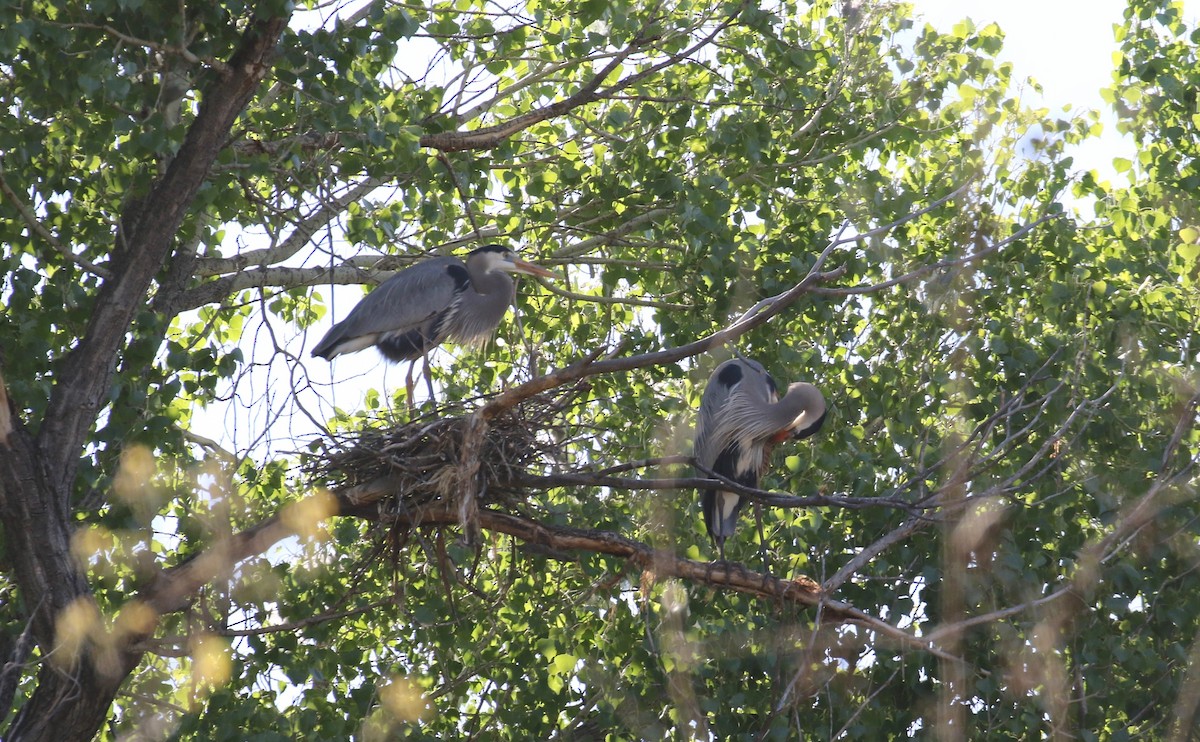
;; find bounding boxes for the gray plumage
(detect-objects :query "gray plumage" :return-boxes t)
[312,245,555,362]
[694,357,827,560]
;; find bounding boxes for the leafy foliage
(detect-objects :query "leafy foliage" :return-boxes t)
[0,0,1197,739]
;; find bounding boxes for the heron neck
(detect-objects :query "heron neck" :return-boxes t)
[469,269,514,296]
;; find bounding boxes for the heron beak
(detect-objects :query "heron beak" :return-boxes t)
[510,258,559,279]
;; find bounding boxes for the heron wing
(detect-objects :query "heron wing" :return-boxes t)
[693,362,739,468]
[312,257,465,357]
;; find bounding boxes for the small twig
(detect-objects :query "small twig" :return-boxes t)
[824,515,928,593]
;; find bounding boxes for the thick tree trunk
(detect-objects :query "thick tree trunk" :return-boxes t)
[0,15,288,741]
[0,413,123,741]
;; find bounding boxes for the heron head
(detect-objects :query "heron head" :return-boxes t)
[782,382,827,439]
[468,244,558,279]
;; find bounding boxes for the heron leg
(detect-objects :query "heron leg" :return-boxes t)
[422,352,435,405]
[404,362,417,416]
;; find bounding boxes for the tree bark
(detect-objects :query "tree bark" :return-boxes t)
[0,15,289,741]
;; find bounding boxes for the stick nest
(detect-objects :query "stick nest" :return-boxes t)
[308,388,579,514]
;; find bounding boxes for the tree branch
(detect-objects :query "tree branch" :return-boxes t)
[143,515,293,616]
[535,280,693,311]
[195,176,386,277]
[812,212,1062,297]
[58,21,229,74]
[134,495,967,669]
[419,39,644,152]
[476,184,1006,420]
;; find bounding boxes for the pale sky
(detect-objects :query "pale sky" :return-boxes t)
[915,0,1130,109]
[913,0,1199,183]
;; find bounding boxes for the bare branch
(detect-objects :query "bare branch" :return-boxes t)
[824,516,927,593]
[553,208,675,258]
[196,176,386,277]
[227,131,342,159]
[420,37,645,152]
[454,49,632,125]
[176,265,372,311]
[213,599,396,637]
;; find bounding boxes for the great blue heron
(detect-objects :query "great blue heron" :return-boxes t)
[312,244,556,398]
[693,357,827,561]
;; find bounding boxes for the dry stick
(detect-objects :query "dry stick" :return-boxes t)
[456,411,486,543]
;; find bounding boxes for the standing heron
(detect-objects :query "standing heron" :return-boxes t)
[312,244,557,399]
[693,357,827,561]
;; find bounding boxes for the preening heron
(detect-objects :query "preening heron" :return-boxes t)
[693,357,826,561]
[312,245,556,378]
